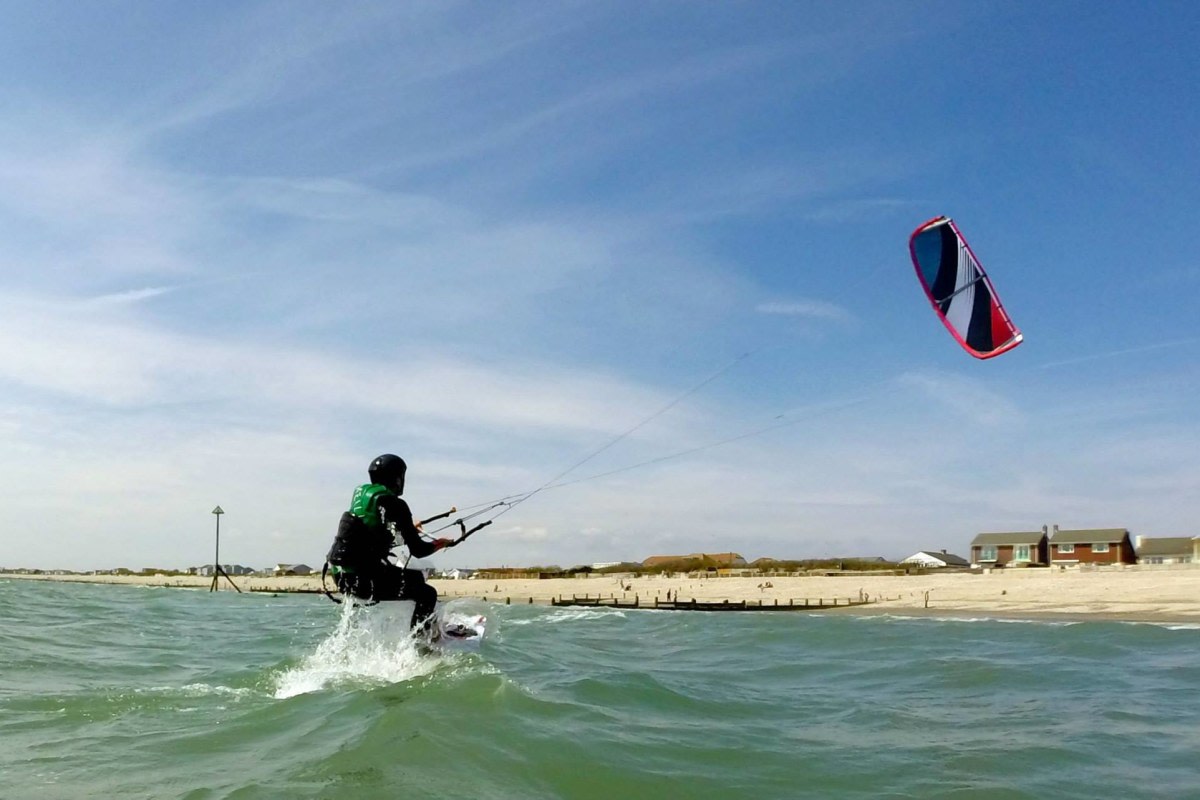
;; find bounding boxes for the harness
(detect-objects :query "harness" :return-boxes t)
[321,503,490,605]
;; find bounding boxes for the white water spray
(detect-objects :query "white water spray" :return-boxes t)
[273,600,443,698]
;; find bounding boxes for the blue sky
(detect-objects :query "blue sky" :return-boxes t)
[1,1,1197,571]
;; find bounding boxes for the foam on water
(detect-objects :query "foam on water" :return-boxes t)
[1122,620,1200,631]
[857,612,1200,631]
[506,607,627,625]
[150,683,257,699]
[273,600,443,698]
[855,612,1082,626]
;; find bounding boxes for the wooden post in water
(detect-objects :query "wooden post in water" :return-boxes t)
[208,506,241,593]
[209,506,222,592]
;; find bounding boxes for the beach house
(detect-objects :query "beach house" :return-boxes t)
[273,563,313,576]
[1134,536,1195,565]
[1047,526,1136,566]
[969,530,1049,568]
[195,564,255,577]
[901,550,969,568]
[642,553,748,569]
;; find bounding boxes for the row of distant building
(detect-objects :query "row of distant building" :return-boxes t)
[635,527,1199,573]
[959,525,1196,568]
[191,564,315,576]
[904,526,1198,569]
[12,527,1193,578]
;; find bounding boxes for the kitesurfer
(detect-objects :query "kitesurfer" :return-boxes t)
[325,454,454,633]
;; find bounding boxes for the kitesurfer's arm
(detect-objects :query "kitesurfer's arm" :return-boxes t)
[378,495,450,558]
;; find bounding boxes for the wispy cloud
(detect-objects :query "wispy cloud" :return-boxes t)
[85,287,176,306]
[0,123,203,287]
[138,3,406,134]
[896,369,1024,427]
[367,40,798,179]
[802,197,912,224]
[1038,339,1200,370]
[0,289,684,434]
[756,299,854,323]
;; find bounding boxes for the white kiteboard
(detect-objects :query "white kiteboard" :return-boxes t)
[346,599,486,654]
[431,613,487,652]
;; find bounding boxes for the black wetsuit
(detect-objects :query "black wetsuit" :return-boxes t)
[326,485,439,631]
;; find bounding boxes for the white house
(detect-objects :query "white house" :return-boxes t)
[901,550,970,568]
[1135,536,1195,565]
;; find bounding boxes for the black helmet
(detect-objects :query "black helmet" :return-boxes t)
[368,454,407,494]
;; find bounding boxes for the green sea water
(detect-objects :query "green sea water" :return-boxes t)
[2,578,1198,799]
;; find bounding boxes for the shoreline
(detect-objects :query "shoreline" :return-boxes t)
[6,567,1200,624]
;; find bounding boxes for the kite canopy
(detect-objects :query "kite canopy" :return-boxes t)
[909,216,1023,360]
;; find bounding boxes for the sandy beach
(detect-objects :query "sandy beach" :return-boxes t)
[5,566,1200,623]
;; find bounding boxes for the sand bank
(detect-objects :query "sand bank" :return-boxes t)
[7,567,1200,622]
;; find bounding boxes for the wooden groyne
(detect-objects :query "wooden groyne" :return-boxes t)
[550,594,874,612]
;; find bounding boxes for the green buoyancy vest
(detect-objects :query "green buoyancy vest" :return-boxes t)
[349,483,393,528]
[327,483,397,570]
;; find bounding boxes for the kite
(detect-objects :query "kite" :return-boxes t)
[909,216,1022,359]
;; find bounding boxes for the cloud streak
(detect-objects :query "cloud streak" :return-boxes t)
[756,299,854,323]
[1038,339,1200,370]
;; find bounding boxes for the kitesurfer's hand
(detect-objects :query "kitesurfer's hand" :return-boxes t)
[413,517,424,532]
[433,538,455,551]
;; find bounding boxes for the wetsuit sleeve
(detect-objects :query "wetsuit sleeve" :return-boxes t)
[378,495,439,559]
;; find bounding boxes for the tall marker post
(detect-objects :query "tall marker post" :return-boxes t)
[209,505,241,593]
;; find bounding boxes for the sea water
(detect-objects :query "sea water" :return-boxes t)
[1,578,1198,799]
